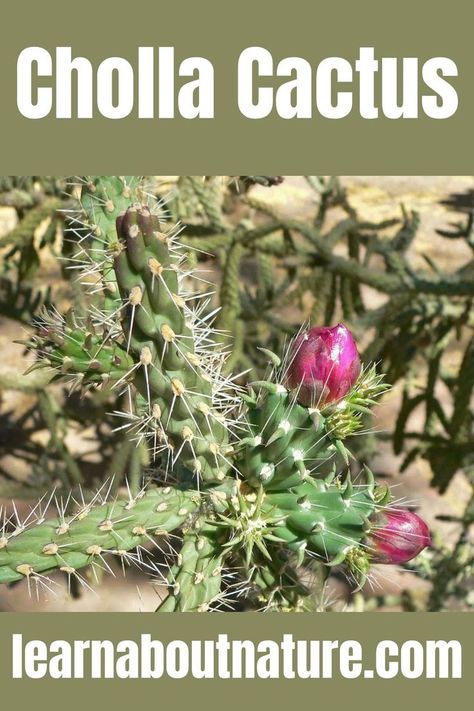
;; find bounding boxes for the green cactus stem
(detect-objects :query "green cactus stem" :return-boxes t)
[112,205,235,483]
[0,485,200,585]
[71,176,145,313]
[248,547,315,612]
[207,471,386,591]
[25,311,135,388]
[157,520,229,612]
[266,478,379,571]
[0,470,388,598]
[239,360,387,490]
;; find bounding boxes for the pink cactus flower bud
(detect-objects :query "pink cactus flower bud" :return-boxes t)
[369,509,431,565]
[286,323,361,407]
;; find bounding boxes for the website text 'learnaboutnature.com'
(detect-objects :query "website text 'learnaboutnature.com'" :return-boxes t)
[11,634,462,680]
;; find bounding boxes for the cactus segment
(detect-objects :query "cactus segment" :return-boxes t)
[266,480,377,565]
[239,362,387,491]
[0,473,382,592]
[194,475,383,599]
[249,547,314,611]
[0,486,200,585]
[76,176,145,312]
[80,176,143,248]
[157,521,228,612]
[239,388,332,489]
[112,205,233,483]
[27,312,135,387]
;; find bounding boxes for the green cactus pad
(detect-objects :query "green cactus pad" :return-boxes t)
[239,387,334,490]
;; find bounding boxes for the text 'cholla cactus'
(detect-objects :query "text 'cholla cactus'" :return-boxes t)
[0,176,431,612]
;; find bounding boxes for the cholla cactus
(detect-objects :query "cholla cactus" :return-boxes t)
[0,177,431,611]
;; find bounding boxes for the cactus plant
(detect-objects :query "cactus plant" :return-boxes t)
[0,176,432,611]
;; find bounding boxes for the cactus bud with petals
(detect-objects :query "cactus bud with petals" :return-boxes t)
[286,323,361,407]
[369,509,431,564]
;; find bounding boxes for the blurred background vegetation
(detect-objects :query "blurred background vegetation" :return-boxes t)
[0,175,472,612]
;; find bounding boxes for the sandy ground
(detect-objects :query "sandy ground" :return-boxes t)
[0,176,472,612]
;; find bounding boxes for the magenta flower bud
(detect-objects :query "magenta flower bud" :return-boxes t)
[369,509,431,565]
[286,323,361,407]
